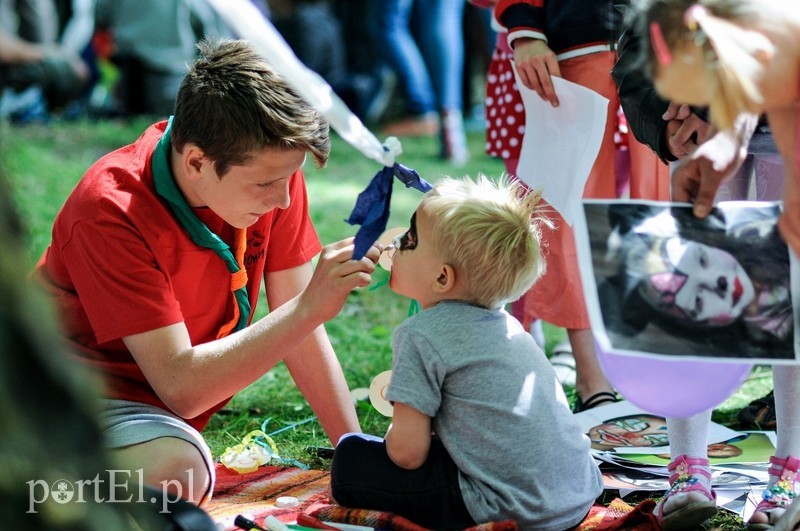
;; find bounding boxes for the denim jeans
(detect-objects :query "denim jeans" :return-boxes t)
[413,0,465,112]
[330,433,476,529]
[372,0,465,114]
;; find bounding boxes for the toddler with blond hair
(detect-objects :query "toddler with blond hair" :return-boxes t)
[331,176,602,530]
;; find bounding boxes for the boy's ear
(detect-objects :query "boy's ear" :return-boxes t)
[433,264,456,293]
[182,144,207,180]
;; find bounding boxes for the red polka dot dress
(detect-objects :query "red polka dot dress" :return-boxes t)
[485,38,525,162]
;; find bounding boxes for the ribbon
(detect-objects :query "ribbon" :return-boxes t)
[346,163,432,260]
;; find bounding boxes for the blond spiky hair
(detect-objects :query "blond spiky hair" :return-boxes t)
[421,175,552,309]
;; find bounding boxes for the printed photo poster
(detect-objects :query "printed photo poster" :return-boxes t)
[574,200,800,363]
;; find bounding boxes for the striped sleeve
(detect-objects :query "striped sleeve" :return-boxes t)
[496,0,546,46]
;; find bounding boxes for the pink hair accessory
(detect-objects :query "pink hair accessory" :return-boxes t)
[649,22,672,66]
[683,4,708,31]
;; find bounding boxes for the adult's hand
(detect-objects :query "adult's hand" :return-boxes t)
[300,238,381,323]
[663,102,713,159]
[512,38,561,107]
[671,113,757,218]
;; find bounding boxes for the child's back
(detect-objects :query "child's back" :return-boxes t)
[389,300,602,530]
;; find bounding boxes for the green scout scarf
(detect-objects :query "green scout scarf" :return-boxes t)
[151,117,251,336]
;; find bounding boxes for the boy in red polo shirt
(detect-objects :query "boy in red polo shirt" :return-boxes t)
[35,38,380,504]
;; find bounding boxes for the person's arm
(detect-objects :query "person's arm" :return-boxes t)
[495,0,560,106]
[122,239,379,422]
[0,29,46,63]
[612,21,674,160]
[766,107,800,257]
[268,261,360,446]
[384,402,432,469]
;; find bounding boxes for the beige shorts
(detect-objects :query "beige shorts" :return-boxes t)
[98,399,215,501]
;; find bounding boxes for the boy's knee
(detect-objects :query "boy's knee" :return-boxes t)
[111,437,212,505]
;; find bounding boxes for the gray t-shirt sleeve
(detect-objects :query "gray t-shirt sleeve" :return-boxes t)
[386,324,443,418]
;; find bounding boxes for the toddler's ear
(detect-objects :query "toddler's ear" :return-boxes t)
[433,264,456,293]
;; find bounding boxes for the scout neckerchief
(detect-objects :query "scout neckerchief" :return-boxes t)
[152,117,251,337]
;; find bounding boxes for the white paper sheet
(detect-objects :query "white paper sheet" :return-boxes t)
[512,67,608,226]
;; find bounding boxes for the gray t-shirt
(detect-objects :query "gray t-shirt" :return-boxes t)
[387,301,602,530]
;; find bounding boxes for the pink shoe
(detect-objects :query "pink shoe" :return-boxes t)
[654,455,717,530]
[748,455,800,530]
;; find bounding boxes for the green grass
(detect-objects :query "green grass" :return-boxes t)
[1,118,771,529]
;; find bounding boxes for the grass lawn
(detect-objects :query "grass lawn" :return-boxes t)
[1,118,772,528]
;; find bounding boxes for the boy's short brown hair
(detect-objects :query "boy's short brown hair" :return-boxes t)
[171,38,330,176]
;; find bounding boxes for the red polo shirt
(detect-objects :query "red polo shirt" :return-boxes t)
[35,121,322,430]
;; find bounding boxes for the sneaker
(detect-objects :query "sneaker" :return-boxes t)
[361,67,396,125]
[440,109,469,166]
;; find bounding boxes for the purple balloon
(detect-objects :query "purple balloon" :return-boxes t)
[596,344,752,418]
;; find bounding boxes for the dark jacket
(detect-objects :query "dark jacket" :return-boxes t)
[496,0,619,55]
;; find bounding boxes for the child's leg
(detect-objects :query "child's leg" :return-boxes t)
[655,411,717,530]
[330,433,475,529]
[749,365,800,527]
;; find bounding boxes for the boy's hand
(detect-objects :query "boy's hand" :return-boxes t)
[301,238,381,323]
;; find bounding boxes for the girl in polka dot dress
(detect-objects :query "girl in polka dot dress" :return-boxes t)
[477,0,670,411]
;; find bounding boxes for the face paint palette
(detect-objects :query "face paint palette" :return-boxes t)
[377,227,406,272]
[369,370,394,417]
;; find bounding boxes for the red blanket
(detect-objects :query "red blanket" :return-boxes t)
[205,464,660,531]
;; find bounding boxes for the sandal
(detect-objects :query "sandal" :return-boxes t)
[572,391,619,413]
[748,455,800,530]
[738,390,777,431]
[654,455,718,531]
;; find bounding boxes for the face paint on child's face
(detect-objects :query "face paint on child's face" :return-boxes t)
[394,212,418,252]
[588,416,669,449]
[388,206,444,309]
[646,237,755,326]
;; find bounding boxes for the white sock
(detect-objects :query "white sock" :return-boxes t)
[774,365,800,460]
[658,411,713,514]
[668,410,712,459]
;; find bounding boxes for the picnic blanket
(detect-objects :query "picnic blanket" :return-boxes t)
[206,464,660,531]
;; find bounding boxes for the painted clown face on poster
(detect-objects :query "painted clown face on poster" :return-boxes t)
[638,236,755,327]
[588,414,669,451]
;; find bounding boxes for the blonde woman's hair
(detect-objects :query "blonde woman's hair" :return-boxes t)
[422,175,551,309]
[639,0,797,129]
